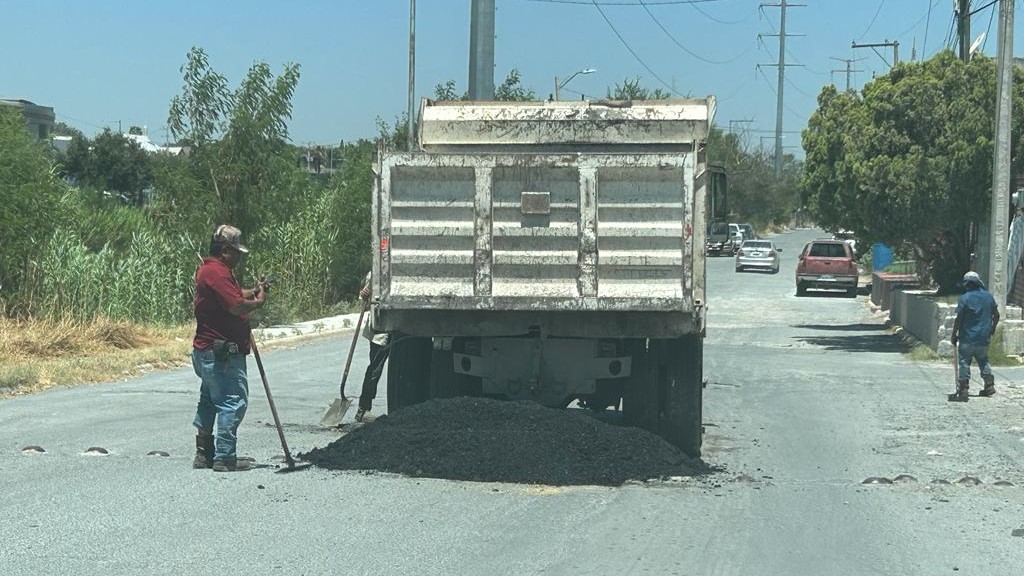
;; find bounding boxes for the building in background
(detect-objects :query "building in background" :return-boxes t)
[0,98,55,140]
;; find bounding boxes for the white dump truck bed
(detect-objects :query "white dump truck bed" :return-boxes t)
[372,98,714,339]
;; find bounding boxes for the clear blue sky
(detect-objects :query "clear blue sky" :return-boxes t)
[2,1,1020,153]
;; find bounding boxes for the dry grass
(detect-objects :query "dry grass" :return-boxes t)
[0,317,193,396]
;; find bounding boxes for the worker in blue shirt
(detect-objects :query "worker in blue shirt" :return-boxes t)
[949,271,1000,402]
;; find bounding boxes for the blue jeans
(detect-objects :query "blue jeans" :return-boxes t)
[957,341,993,383]
[192,348,248,461]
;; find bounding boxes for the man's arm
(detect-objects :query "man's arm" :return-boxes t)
[229,289,265,316]
[951,310,963,345]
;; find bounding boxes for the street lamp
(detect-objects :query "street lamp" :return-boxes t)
[554,68,596,100]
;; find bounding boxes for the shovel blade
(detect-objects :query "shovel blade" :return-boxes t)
[319,397,353,428]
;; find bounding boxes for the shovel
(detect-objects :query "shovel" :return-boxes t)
[319,299,369,428]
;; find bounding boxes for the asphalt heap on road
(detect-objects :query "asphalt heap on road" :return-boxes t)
[302,396,707,486]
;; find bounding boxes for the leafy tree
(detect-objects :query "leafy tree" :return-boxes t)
[707,126,801,229]
[52,122,84,139]
[494,68,535,101]
[63,130,153,205]
[607,77,673,100]
[802,51,1024,292]
[159,46,304,239]
[431,69,534,101]
[0,106,66,313]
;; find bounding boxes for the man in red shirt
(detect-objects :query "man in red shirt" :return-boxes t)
[191,225,268,472]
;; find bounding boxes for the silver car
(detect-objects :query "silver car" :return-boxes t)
[735,239,782,273]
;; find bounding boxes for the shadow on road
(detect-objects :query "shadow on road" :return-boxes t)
[794,323,887,332]
[793,333,911,354]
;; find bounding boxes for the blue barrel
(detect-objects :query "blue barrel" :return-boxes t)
[872,243,894,271]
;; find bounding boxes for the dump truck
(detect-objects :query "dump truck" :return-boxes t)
[370,98,717,456]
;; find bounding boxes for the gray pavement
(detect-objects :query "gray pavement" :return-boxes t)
[2,228,1024,575]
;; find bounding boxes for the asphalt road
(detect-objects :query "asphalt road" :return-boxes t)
[3,228,1024,575]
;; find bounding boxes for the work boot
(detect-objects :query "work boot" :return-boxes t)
[355,408,376,423]
[947,380,969,402]
[980,375,996,397]
[192,432,215,469]
[212,459,252,472]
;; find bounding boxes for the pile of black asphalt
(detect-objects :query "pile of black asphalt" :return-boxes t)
[301,396,707,486]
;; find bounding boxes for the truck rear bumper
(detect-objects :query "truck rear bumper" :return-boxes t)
[377,307,701,339]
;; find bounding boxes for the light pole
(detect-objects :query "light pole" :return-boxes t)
[554,68,595,100]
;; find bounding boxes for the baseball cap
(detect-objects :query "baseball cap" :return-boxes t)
[962,271,984,288]
[214,224,249,254]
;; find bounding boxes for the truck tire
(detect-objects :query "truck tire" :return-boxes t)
[386,336,432,413]
[622,339,659,432]
[654,335,703,458]
[796,282,807,296]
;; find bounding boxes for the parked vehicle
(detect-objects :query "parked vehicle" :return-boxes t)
[728,223,743,252]
[735,239,781,273]
[372,98,718,457]
[795,239,858,297]
[832,229,857,258]
[706,221,734,256]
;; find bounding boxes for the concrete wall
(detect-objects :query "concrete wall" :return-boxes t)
[889,288,1024,358]
[871,272,919,311]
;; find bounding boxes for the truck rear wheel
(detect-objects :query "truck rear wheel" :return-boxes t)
[622,339,657,428]
[657,335,703,458]
[386,336,432,413]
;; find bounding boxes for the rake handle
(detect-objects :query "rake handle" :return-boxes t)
[250,336,296,468]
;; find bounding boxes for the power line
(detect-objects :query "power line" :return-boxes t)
[922,0,936,55]
[755,66,807,124]
[590,0,686,96]
[688,0,751,24]
[983,0,997,51]
[639,0,753,64]
[857,0,887,41]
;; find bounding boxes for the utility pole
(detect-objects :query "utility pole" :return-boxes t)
[468,0,495,100]
[957,0,971,62]
[829,57,863,92]
[407,0,416,151]
[988,0,1014,310]
[851,40,899,68]
[760,0,804,181]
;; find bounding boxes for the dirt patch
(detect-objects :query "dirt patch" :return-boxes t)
[302,396,710,486]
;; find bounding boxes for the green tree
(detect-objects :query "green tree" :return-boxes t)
[607,77,673,100]
[64,130,153,206]
[159,46,304,239]
[707,126,801,229]
[802,51,1024,292]
[0,106,66,313]
[431,69,534,101]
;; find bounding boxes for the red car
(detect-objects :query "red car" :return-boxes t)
[795,239,858,297]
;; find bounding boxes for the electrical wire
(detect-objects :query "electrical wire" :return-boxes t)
[688,0,751,24]
[756,66,809,122]
[639,0,753,64]
[783,74,819,100]
[922,0,936,55]
[982,0,996,52]
[590,0,687,97]
[857,0,887,41]
[943,13,958,50]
